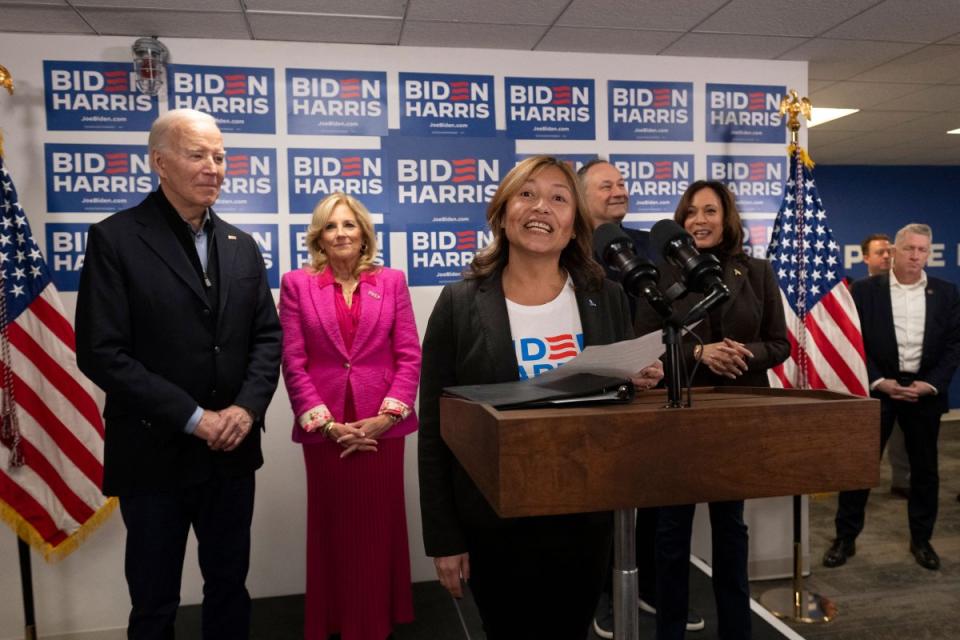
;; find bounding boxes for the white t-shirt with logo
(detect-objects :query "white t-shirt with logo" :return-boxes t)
[506,277,584,380]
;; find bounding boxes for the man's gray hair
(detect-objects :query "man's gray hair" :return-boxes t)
[894,223,933,246]
[148,109,219,155]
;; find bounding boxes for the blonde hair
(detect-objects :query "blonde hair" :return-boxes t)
[304,192,378,275]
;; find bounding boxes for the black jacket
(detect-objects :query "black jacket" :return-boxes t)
[418,270,633,557]
[76,189,282,496]
[851,273,960,413]
[634,253,789,388]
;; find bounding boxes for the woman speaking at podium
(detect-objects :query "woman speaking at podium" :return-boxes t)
[418,155,662,639]
[635,180,789,640]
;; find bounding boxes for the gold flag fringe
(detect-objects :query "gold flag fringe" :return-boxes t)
[0,496,118,562]
[787,142,815,169]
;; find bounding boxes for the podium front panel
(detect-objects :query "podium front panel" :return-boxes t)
[440,387,879,518]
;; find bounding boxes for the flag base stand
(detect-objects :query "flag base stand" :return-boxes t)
[24,624,37,640]
[760,586,836,624]
[760,495,837,624]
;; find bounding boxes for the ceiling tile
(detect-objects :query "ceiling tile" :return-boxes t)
[72,0,240,8]
[400,21,544,50]
[556,0,726,31]
[808,128,864,148]
[244,0,406,17]
[808,80,837,93]
[893,111,960,133]
[823,0,960,43]
[81,8,250,38]
[872,84,960,111]
[535,27,680,55]
[0,5,94,33]
[248,14,400,44]
[406,0,568,26]
[660,33,806,59]
[779,38,922,81]
[810,81,926,109]
[695,0,879,38]
[0,0,68,4]
[852,45,960,83]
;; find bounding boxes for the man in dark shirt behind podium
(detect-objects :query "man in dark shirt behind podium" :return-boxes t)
[578,159,704,637]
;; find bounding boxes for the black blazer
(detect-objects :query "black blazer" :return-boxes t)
[634,253,789,388]
[76,189,282,496]
[850,273,960,413]
[418,271,634,557]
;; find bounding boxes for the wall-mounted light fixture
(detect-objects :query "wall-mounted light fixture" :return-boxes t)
[132,37,169,96]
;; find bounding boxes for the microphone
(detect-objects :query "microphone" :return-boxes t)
[650,219,725,294]
[593,223,670,318]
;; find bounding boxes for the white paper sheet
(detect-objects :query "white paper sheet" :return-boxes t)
[536,330,666,381]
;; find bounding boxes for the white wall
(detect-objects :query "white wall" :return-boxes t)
[0,33,805,637]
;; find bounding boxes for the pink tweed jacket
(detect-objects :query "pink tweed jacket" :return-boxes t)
[280,266,421,444]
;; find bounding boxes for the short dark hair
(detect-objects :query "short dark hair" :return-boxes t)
[575,157,610,181]
[860,233,890,255]
[673,180,743,256]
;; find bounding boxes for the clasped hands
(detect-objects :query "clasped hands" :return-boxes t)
[631,360,664,391]
[875,379,934,402]
[699,338,754,379]
[194,405,253,451]
[312,413,397,459]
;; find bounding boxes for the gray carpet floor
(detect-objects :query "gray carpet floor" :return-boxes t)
[750,415,960,640]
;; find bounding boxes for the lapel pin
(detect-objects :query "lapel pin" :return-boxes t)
[588,298,597,307]
[734,268,742,277]
[926,288,933,295]
[368,290,381,299]
[227,234,237,240]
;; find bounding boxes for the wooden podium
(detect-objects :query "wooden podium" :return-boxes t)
[440,386,879,638]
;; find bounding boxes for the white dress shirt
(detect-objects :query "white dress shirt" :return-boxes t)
[876,269,936,395]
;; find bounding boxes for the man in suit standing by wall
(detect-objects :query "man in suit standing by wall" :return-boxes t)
[823,223,960,571]
[75,108,282,638]
[578,159,704,637]
[861,233,912,500]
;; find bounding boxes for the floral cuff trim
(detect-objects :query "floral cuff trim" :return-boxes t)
[378,397,411,420]
[299,404,333,432]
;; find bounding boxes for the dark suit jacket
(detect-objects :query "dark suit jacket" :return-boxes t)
[76,189,282,496]
[418,271,634,557]
[634,253,789,387]
[850,273,960,413]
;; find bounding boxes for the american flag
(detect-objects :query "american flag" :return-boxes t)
[0,154,115,560]
[766,149,868,395]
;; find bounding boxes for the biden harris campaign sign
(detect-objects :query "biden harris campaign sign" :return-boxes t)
[289,224,390,271]
[168,64,276,134]
[46,223,90,291]
[406,223,492,287]
[383,133,515,228]
[232,223,279,289]
[287,149,386,214]
[399,72,495,137]
[707,155,786,213]
[217,148,278,214]
[611,154,693,214]
[44,60,159,131]
[608,81,692,141]
[706,83,785,143]
[516,153,597,175]
[286,68,387,136]
[45,144,156,213]
[505,77,595,140]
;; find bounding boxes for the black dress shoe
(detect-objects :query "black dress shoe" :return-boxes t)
[910,540,941,570]
[822,538,856,567]
[890,486,910,499]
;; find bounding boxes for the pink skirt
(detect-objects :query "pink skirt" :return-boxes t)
[303,437,414,639]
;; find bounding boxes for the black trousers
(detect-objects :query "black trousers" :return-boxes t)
[656,501,751,640]
[118,473,256,640]
[466,513,612,640]
[835,397,942,543]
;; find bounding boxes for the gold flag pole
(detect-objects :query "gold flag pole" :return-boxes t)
[0,63,13,159]
[759,89,837,625]
[0,62,37,640]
